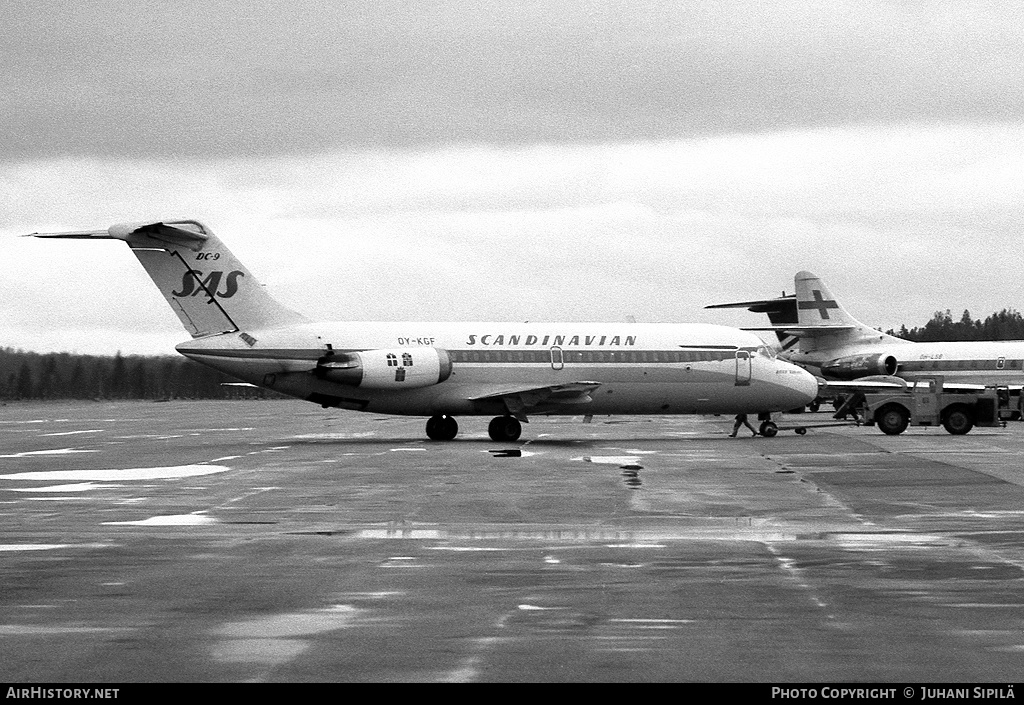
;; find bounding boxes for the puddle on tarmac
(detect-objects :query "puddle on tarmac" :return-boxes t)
[211,605,361,666]
[8,483,103,493]
[211,637,309,665]
[0,624,130,635]
[577,455,641,465]
[291,432,376,440]
[104,513,218,526]
[0,448,98,459]
[0,464,230,482]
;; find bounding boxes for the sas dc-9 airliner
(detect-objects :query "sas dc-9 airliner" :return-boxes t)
[30,220,818,441]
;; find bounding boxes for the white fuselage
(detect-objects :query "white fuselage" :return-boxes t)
[789,338,1024,385]
[177,321,819,416]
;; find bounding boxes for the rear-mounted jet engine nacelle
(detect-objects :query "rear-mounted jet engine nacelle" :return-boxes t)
[821,353,898,380]
[315,347,453,389]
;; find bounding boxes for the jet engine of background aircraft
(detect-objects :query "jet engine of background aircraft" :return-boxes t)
[820,353,898,380]
[315,348,454,389]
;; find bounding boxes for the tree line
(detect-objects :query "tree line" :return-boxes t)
[0,348,276,401]
[886,309,1024,342]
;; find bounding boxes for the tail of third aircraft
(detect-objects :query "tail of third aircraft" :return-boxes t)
[793,270,906,349]
[30,220,308,337]
[793,271,861,328]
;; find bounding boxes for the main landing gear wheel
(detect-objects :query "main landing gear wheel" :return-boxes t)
[426,414,458,441]
[759,421,778,437]
[488,415,522,442]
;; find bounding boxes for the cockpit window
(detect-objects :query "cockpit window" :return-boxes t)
[737,345,775,359]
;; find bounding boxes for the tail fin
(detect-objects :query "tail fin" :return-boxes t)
[794,270,905,347]
[794,271,859,327]
[30,220,307,337]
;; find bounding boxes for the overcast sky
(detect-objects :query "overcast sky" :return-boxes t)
[3,1,1024,355]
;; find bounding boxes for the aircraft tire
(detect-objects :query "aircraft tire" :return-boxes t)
[876,404,909,435]
[488,416,522,442]
[759,421,778,437]
[941,405,974,435]
[426,414,458,441]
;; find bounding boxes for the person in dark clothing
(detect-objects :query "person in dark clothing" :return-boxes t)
[730,413,758,437]
[833,391,866,423]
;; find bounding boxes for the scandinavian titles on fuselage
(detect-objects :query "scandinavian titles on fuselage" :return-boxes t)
[464,334,638,347]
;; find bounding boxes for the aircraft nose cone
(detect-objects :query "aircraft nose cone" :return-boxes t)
[777,362,819,408]
[796,366,820,403]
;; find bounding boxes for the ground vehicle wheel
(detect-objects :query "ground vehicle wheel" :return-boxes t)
[759,421,778,437]
[426,414,458,440]
[942,405,974,435]
[488,415,522,442]
[875,404,909,435]
[795,427,807,435]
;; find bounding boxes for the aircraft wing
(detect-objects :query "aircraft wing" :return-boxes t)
[818,378,1015,395]
[818,378,911,394]
[468,381,602,418]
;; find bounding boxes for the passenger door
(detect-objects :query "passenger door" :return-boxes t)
[735,350,751,386]
[550,346,564,371]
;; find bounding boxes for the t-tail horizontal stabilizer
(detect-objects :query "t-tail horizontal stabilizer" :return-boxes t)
[29,220,308,338]
[705,294,810,350]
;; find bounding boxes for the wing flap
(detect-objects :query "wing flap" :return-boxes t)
[468,381,602,417]
[468,381,602,402]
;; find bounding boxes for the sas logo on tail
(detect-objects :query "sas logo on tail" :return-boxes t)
[171,270,245,298]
